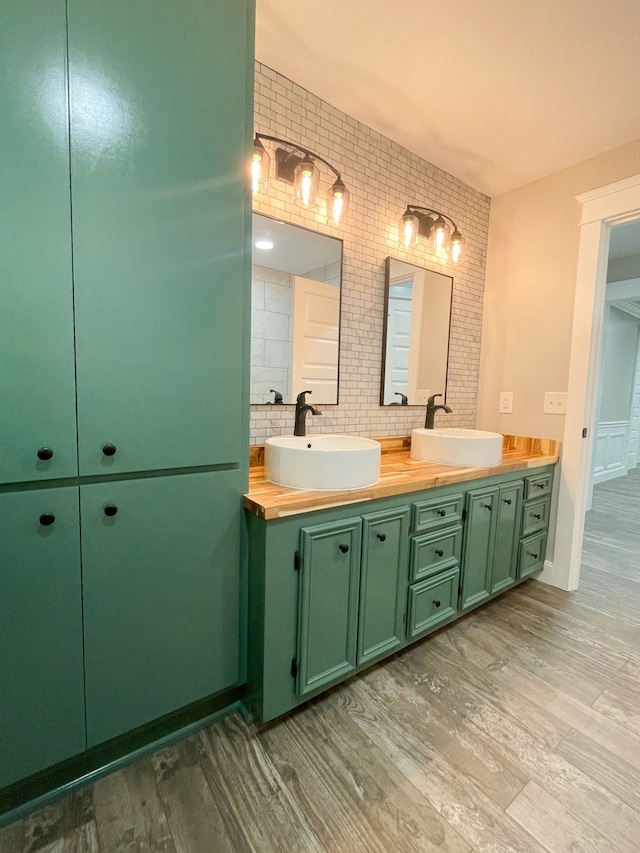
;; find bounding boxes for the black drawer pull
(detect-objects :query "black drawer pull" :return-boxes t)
[437,509,446,517]
[529,552,539,560]
[503,498,512,505]
[435,548,444,557]
[433,599,441,608]
[484,504,492,511]
[102,443,117,457]
[376,532,386,542]
[37,447,53,461]
[535,482,545,489]
[104,504,118,517]
[339,543,349,553]
[39,513,55,526]
[532,513,542,520]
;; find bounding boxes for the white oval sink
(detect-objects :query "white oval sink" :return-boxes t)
[265,435,381,491]
[411,428,503,467]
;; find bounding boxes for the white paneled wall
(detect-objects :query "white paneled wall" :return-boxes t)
[250,63,491,446]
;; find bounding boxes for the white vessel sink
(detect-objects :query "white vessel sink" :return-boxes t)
[265,434,381,491]
[411,428,503,467]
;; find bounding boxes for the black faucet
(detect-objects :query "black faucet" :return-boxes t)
[389,393,408,406]
[425,393,452,429]
[294,390,322,436]
[269,389,284,405]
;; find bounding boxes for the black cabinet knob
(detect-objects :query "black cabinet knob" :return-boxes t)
[104,505,118,517]
[102,444,117,457]
[536,483,545,489]
[376,532,386,542]
[529,552,538,560]
[437,509,446,517]
[39,513,55,526]
[339,543,349,553]
[533,513,541,520]
[435,548,444,557]
[433,599,441,608]
[484,504,492,511]
[503,498,512,505]
[37,447,54,461]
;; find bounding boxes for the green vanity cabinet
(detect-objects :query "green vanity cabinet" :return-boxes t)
[460,480,524,609]
[0,0,78,486]
[247,464,556,725]
[0,488,85,788]
[81,471,241,746]
[296,518,362,696]
[357,508,409,665]
[68,0,253,476]
[297,507,409,695]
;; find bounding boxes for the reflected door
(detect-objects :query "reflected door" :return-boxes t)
[383,284,412,404]
[291,276,339,403]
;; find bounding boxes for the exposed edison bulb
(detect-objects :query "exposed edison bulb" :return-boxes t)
[327,178,350,226]
[399,212,418,248]
[293,155,319,209]
[433,216,447,253]
[251,137,269,196]
[450,230,464,263]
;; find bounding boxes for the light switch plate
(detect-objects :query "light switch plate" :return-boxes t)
[544,392,567,414]
[499,391,513,414]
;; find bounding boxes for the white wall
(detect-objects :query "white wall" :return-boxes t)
[599,307,639,421]
[477,137,640,441]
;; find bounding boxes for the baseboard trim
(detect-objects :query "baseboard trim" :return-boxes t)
[0,690,243,828]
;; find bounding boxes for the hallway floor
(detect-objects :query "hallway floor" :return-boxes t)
[2,469,640,852]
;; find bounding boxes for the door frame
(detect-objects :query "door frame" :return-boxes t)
[552,174,640,590]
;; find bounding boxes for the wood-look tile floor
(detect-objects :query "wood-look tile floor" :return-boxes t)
[3,468,640,852]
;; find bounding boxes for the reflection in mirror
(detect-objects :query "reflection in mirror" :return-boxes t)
[380,258,453,405]
[251,214,343,405]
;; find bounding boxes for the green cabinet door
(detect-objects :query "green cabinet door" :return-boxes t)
[297,518,362,696]
[0,488,85,788]
[357,507,409,665]
[460,486,497,610]
[68,0,253,475]
[0,0,78,485]
[491,480,523,594]
[81,470,241,746]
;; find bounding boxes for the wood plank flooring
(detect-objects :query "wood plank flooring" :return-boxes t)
[2,467,639,852]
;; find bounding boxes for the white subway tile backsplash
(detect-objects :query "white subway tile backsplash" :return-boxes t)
[250,62,489,445]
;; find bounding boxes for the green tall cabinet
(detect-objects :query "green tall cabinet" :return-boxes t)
[1,0,254,794]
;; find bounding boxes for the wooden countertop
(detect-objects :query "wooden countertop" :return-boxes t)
[245,434,560,520]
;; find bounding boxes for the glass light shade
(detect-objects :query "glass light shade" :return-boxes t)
[432,215,449,254]
[399,212,419,248]
[293,155,320,209]
[327,178,350,226]
[251,138,270,196]
[450,229,464,263]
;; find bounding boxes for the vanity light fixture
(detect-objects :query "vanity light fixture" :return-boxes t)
[399,205,464,263]
[251,132,350,226]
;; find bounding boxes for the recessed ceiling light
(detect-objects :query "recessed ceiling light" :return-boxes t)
[254,239,274,250]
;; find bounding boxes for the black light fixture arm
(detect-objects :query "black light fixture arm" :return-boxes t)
[404,204,459,232]
[254,132,342,181]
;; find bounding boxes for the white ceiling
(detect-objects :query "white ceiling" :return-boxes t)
[255,0,640,197]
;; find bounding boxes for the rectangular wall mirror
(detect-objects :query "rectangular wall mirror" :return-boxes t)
[380,257,453,405]
[251,213,343,405]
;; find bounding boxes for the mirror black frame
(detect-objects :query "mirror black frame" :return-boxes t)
[379,256,453,406]
[250,212,344,406]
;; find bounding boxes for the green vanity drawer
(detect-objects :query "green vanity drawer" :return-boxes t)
[410,524,462,582]
[407,568,459,638]
[524,472,553,500]
[522,496,551,537]
[412,493,464,534]
[518,532,548,578]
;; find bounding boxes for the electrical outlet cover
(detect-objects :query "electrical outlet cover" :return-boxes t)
[499,391,513,414]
